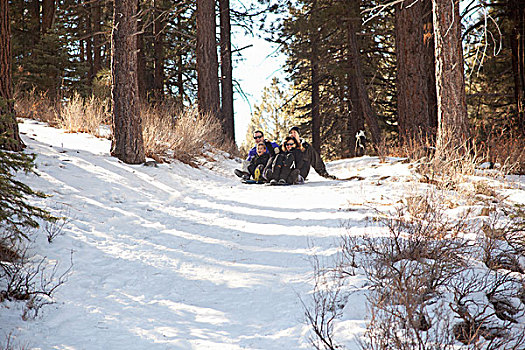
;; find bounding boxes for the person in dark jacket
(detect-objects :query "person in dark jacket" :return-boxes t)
[245,142,270,182]
[234,130,279,179]
[288,126,336,180]
[264,136,304,185]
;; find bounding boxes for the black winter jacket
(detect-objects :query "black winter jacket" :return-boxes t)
[298,139,328,178]
[247,153,270,176]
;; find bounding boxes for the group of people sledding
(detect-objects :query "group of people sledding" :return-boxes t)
[234,126,336,185]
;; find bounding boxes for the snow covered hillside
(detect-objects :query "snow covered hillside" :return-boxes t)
[2,119,524,349]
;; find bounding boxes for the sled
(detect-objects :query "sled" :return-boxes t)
[242,179,265,184]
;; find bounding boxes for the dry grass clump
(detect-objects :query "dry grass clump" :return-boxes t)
[14,89,58,126]
[141,103,228,164]
[482,131,525,175]
[58,93,110,137]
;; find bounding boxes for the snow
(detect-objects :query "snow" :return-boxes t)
[2,119,524,349]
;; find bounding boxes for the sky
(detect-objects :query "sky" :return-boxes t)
[230,10,287,146]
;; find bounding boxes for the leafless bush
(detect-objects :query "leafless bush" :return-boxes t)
[303,254,346,350]
[0,248,73,320]
[13,89,58,126]
[57,93,110,137]
[448,270,525,349]
[305,189,525,350]
[398,133,437,163]
[358,198,473,350]
[1,332,29,350]
[480,129,525,175]
[44,204,71,244]
[417,139,482,191]
[481,205,525,273]
[141,103,229,164]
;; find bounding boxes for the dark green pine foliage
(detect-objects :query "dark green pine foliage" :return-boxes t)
[269,0,397,159]
[138,0,197,104]
[0,98,50,244]
[464,2,518,133]
[10,0,92,99]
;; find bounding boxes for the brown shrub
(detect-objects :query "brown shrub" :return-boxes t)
[141,103,230,164]
[58,93,110,137]
[14,89,58,126]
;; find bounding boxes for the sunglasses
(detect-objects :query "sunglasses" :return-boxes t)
[254,135,263,140]
[286,143,295,147]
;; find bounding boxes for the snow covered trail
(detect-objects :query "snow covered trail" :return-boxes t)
[2,119,414,350]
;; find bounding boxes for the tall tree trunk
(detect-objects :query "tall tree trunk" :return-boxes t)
[510,0,525,133]
[310,0,321,154]
[42,0,55,34]
[347,3,381,148]
[423,0,438,132]
[176,14,184,108]
[311,36,321,154]
[395,0,432,145]
[111,0,145,164]
[219,0,235,143]
[345,3,365,158]
[153,0,165,101]
[30,0,41,45]
[86,3,94,83]
[432,0,469,151]
[136,0,146,101]
[0,0,24,151]
[92,0,102,76]
[196,0,220,119]
[137,31,147,101]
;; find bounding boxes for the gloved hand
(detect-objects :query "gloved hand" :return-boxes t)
[274,147,280,154]
[321,173,337,180]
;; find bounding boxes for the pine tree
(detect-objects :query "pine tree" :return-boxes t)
[433,0,470,151]
[219,0,235,143]
[1,0,51,247]
[196,0,220,119]
[395,0,437,144]
[111,0,145,164]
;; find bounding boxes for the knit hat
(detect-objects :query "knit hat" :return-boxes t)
[289,126,300,135]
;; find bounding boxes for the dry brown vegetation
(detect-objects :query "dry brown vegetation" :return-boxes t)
[141,103,233,164]
[305,189,525,350]
[13,90,236,165]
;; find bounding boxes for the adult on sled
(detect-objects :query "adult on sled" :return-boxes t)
[288,126,336,180]
[263,136,304,185]
[234,130,279,179]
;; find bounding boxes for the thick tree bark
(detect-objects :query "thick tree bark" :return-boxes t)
[196,0,220,119]
[86,4,94,82]
[345,4,365,158]
[432,0,469,151]
[137,31,147,101]
[92,1,102,76]
[311,38,321,154]
[423,0,438,131]
[176,14,185,108]
[310,0,321,154]
[42,0,55,34]
[111,0,145,164]
[219,0,235,143]
[395,0,435,144]
[30,0,41,45]
[153,0,165,101]
[347,5,381,148]
[510,0,525,132]
[0,0,24,151]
